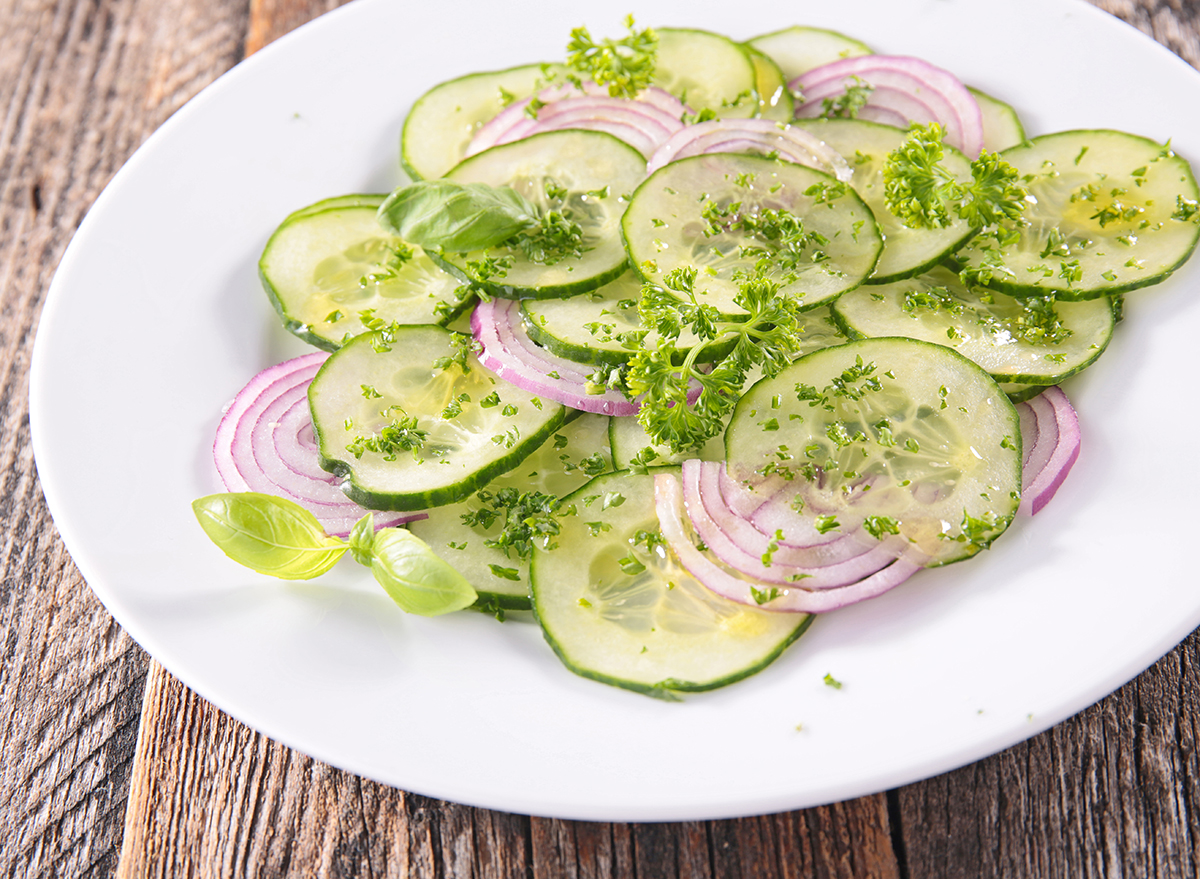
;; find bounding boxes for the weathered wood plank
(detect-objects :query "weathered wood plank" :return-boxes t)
[7,0,1200,877]
[895,630,1200,878]
[0,0,247,875]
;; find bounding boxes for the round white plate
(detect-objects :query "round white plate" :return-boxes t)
[30,0,1200,821]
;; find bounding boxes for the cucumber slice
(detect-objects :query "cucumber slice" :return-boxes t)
[746,25,873,82]
[409,413,612,610]
[954,130,1200,300]
[793,118,976,283]
[608,306,846,469]
[401,63,565,181]
[653,28,759,118]
[259,195,470,351]
[832,266,1116,383]
[746,46,794,122]
[530,469,812,697]
[436,130,647,299]
[309,326,566,511]
[969,87,1026,152]
[609,415,725,469]
[725,338,1021,566]
[622,153,882,316]
[999,381,1047,402]
[520,271,734,367]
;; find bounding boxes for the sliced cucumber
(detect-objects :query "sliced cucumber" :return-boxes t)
[653,28,759,118]
[436,130,646,299]
[530,469,812,697]
[609,415,726,470]
[793,118,976,283]
[608,306,846,469]
[309,326,566,511]
[746,25,873,82]
[401,63,565,181]
[259,195,470,351]
[999,381,1047,402]
[623,153,882,316]
[725,338,1021,566]
[746,46,794,122]
[969,87,1026,152]
[520,271,734,367]
[954,130,1200,299]
[409,413,612,610]
[833,266,1116,383]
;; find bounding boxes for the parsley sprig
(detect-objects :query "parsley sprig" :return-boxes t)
[820,76,874,119]
[566,15,657,99]
[461,487,566,560]
[883,123,1027,230]
[625,267,809,452]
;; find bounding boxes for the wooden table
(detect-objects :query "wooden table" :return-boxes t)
[3,0,1199,875]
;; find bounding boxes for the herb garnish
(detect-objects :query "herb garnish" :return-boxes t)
[883,123,1026,230]
[625,268,811,452]
[566,15,658,99]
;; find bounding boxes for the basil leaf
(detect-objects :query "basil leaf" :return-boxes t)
[347,512,376,566]
[368,528,477,616]
[192,493,347,580]
[377,180,537,253]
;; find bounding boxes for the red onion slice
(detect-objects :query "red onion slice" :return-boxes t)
[699,461,878,562]
[1017,386,1081,515]
[647,118,853,179]
[793,55,984,157]
[656,474,920,613]
[681,460,901,587]
[854,104,911,129]
[214,353,422,537]
[467,82,686,158]
[472,298,703,417]
[472,298,639,415]
[521,98,683,157]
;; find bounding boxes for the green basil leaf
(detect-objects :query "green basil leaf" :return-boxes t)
[377,180,537,253]
[347,512,376,566]
[192,493,347,579]
[368,528,477,616]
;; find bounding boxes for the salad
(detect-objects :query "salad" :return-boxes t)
[193,19,1200,699]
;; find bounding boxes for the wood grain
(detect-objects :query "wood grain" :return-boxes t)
[2,0,1200,876]
[0,0,245,875]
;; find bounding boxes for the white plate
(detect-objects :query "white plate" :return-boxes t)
[30,0,1200,821]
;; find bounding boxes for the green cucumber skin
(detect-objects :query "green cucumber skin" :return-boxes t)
[745,25,873,81]
[745,46,794,122]
[410,412,615,611]
[967,86,1026,152]
[316,405,567,512]
[791,118,978,285]
[959,129,1200,301]
[438,130,645,299]
[724,337,1021,568]
[529,467,812,697]
[308,329,568,512]
[320,399,566,511]
[653,27,758,119]
[1001,382,1050,403]
[829,281,1118,385]
[535,598,813,698]
[622,153,883,317]
[400,62,565,182]
[259,195,388,353]
[259,194,473,351]
[429,251,629,301]
[259,260,474,354]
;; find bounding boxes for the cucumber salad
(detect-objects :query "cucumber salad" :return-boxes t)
[194,19,1200,699]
